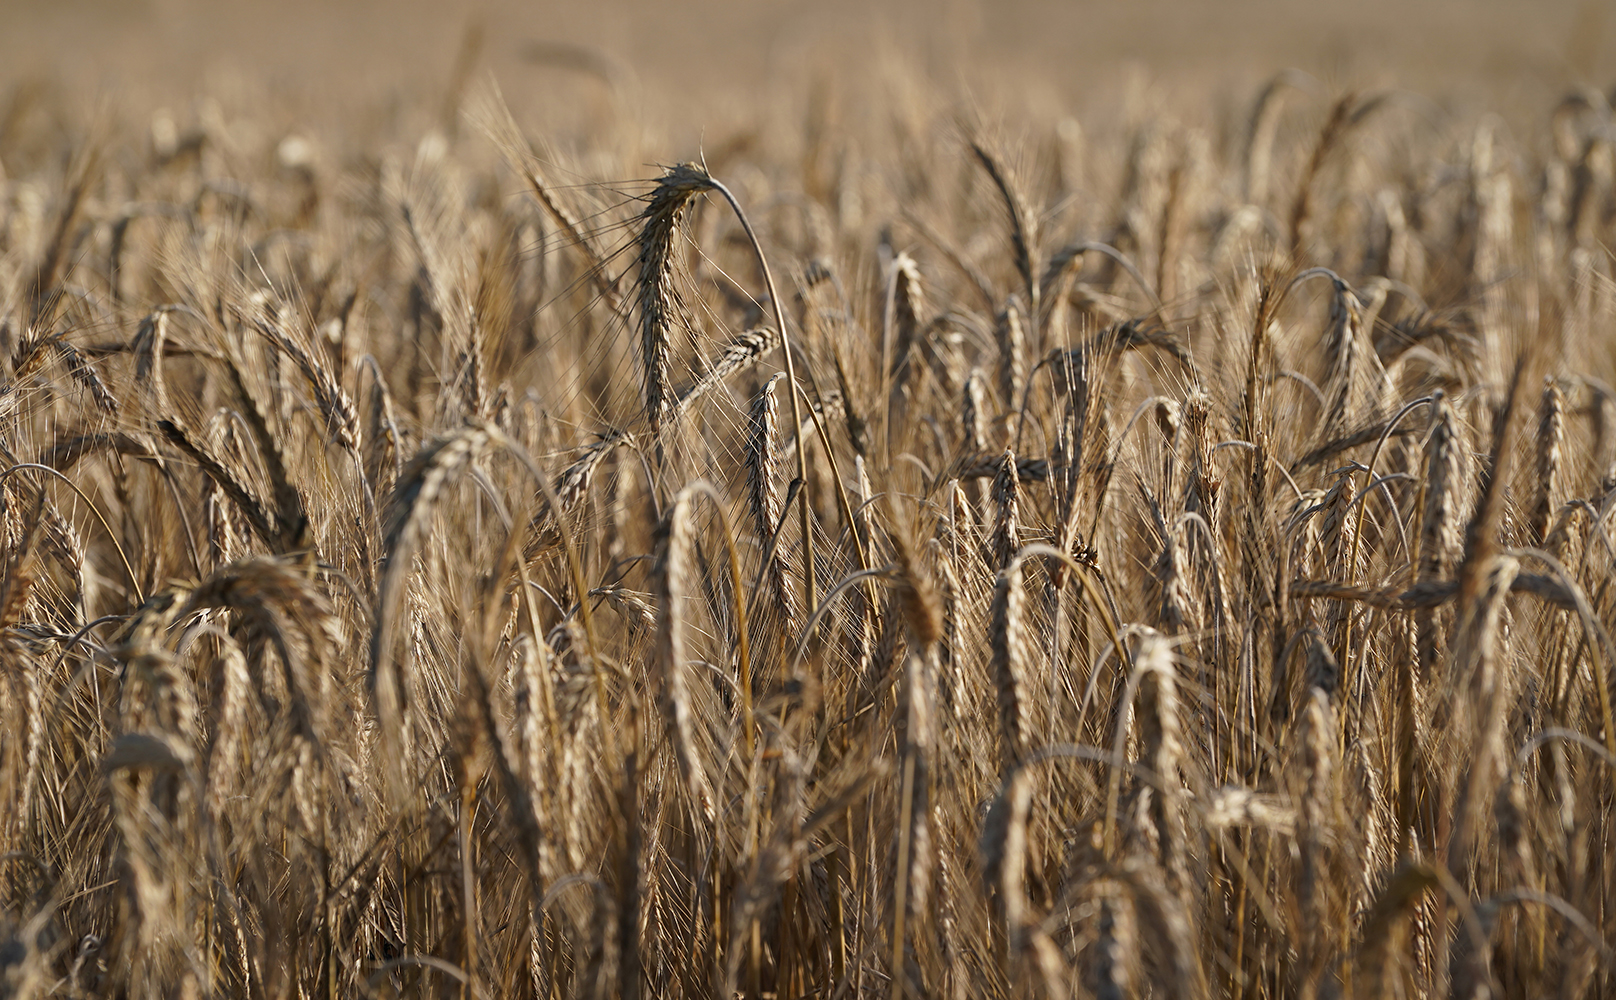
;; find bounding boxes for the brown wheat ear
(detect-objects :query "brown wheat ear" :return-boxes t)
[652,486,716,826]
[989,553,1031,770]
[747,373,800,637]
[636,162,714,436]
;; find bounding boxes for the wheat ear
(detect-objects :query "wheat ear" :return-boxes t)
[652,487,716,824]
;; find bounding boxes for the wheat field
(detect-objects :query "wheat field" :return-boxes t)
[1,6,1615,998]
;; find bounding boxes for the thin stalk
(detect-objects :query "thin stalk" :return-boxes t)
[708,178,818,614]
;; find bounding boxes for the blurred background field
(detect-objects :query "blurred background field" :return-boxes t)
[4,0,1613,132]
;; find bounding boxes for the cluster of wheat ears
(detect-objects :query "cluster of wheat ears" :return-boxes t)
[0,64,1614,999]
